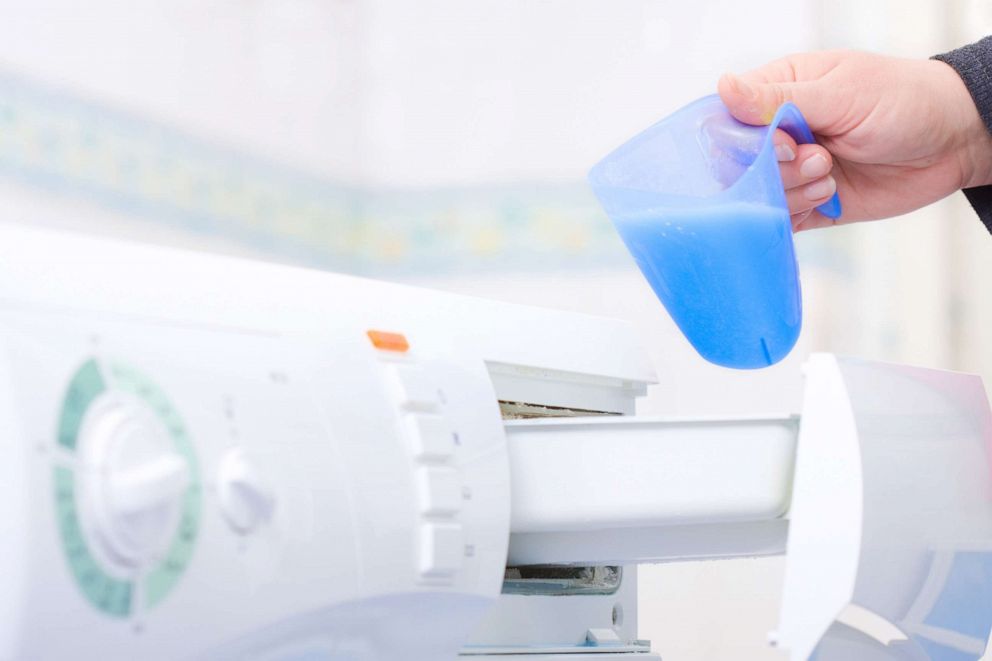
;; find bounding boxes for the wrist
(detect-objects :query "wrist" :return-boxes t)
[962,128,992,189]
[960,108,992,188]
[935,59,992,188]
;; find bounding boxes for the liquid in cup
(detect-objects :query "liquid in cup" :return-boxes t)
[589,95,841,369]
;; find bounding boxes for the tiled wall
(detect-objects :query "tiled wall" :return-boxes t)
[0,70,623,273]
[0,0,815,274]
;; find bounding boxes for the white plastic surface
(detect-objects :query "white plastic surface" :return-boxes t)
[773,354,863,660]
[508,519,790,567]
[0,223,654,660]
[419,523,465,578]
[775,354,992,660]
[0,307,507,660]
[0,344,27,657]
[465,655,658,660]
[216,447,276,534]
[0,223,656,389]
[387,364,442,412]
[508,415,796,533]
[109,455,190,516]
[504,415,796,565]
[8,224,991,660]
[405,414,457,461]
[416,467,462,516]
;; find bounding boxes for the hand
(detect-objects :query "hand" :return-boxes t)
[717,50,992,231]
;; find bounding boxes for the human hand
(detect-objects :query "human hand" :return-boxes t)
[718,50,992,231]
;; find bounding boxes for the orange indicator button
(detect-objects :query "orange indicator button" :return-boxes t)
[367,330,410,353]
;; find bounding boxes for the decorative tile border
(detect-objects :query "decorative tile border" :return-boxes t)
[0,72,627,274]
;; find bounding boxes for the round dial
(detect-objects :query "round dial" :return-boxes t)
[53,358,201,618]
[217,447,275,534]
[77,399,191,569]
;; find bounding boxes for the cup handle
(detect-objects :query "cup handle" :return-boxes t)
[771,102,843,219]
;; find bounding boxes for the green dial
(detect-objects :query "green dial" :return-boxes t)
[53,358,201,618]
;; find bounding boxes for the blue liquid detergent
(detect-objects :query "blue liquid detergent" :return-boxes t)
[589,95,840,369]
[614,203,799,369]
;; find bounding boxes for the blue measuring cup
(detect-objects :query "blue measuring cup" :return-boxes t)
[588,94,841,369]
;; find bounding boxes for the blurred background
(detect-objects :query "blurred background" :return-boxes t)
[2,0,991,658]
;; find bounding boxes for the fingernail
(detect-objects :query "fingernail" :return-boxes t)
[729,73,757,100]
[775,143,796,162]
[800,153,830,178]
[804,176,836,201]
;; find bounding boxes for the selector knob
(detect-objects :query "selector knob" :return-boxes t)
[216,447,275,534]
[78,400,191,569]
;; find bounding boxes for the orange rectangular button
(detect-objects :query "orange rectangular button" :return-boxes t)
[367,330,410,352]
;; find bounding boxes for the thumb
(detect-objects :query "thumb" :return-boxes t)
[718,72,828,129]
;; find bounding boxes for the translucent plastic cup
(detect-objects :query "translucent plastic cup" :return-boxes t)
[588,95,841,369]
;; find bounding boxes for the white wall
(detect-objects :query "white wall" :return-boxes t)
[354,0,815,186]
[0,0,814,187]
[0,0,365,178]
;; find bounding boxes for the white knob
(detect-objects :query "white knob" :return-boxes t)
[108,454,190,514]
[217,447,275,534]
[77,400,190,569]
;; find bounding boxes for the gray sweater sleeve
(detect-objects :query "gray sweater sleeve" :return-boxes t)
[934,37,992,234]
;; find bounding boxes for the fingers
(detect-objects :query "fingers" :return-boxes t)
[791,209,813,231]
[719,71,816,126]
[792,209,838,232]
[722,54,849,231]
[771,128,798,164]
[717,72,778,125]
[717,52,846,130]
[779,143,830,189]
[775,140,836,216]
[786,174,837,217]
